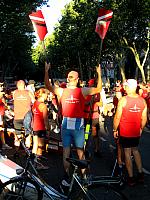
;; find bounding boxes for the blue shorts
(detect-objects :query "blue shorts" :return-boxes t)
[61,128,85,148]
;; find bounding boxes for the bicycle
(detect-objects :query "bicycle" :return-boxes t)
[0,134,128,200]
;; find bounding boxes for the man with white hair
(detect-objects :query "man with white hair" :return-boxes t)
[113,79,147,186]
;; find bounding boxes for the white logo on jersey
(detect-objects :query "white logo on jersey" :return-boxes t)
[65,95,80,104]
[129,104,141,112]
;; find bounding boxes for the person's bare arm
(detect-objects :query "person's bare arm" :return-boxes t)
[113,97,126,138]
[28,91,35,103]
[140,99,147,131]
[44,62,63,97]
[82,65,102,97]
[39,103,50,130]
[44,62,53,92]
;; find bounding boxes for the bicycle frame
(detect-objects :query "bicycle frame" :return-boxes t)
[16,138,68,200]
[29,173,68,200]
[67,165,92,200]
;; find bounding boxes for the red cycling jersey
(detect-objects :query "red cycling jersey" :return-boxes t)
[84,93,100,119]
[32,101,46,131]
[119,96,145,137]
[60,88,85,118]
[0,99,5,116]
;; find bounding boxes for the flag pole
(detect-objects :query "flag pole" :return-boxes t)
[98,38,103,65]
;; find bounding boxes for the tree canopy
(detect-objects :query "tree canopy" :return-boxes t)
[33,0,149,82]
[0,0,48,80]
[1,0,149,83]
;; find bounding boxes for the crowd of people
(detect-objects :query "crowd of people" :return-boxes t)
[0,62,150,188]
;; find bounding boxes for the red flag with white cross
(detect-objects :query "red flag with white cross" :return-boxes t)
[29,10,48,41]
[95,8,113,40]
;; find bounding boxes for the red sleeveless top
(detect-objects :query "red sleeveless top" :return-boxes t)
[84,93,100,119]
[14,90,32,120]
[0,99,5,116]
[119,96,145,137]
[32,101,46,131]
[60,88,85,118]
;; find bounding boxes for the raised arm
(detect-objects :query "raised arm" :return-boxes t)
[44,62,63,98]
[82,64,102,97]
[44,62,53,92]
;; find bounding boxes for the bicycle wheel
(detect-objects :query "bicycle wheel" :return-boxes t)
[76,185,128,200]
[0,177,43,200]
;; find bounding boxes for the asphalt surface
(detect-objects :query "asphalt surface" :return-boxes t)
[1,119,150,200]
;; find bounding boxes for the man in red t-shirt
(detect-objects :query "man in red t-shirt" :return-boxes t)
[45,62,102,185]
[113,79,147,186]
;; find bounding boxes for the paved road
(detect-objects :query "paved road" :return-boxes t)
[1,123,150,200]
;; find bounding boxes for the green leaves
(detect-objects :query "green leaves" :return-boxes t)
[0,0,48,79]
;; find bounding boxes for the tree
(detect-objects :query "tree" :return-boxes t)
[0,0,48,80]
[32,0,149,83]
[108,0,149,81]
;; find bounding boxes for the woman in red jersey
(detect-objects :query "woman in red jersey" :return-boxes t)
[32,88,50,165]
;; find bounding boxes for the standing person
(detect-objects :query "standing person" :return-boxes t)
[13,80,35,151]
[84,78,101,157]
[32,88,50,170]
[0,83,12,149]
[45,62,102,183]
[113,79,147,186]
[26,80,36,95]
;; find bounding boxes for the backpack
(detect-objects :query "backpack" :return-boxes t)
[23,110,33,136]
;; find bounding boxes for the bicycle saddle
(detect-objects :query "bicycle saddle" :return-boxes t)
[66,157,89,169]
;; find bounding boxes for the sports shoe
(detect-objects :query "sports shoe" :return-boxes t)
[136,172,144,183]
[127,177,136,186]
[2,144,12,150]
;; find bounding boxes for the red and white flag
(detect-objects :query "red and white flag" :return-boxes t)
[95,8,113,40]
[29,10,48,41]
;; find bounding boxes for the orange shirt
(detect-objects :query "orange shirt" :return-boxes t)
[14,90,32,120]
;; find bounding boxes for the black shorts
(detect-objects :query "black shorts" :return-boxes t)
[119,136,140,148]
[33,130,46,138]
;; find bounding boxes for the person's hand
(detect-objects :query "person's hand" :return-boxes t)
[113,130,119,139]
[96,64,101,74]
[45,62,51,72]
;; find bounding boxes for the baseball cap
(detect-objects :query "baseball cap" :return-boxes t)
[124,79,137,88]
[88,79,95,86]
[67,71,79,79]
